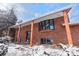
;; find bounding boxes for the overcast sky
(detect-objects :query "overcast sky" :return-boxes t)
[0,3,79,23]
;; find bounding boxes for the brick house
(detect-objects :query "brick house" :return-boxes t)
[9,7,79,47]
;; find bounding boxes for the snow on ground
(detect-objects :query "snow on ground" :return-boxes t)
[1,43,79,56]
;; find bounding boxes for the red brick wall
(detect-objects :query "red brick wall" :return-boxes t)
[15,17,79,46]
[70,25,79,46]
[36,17,68,44]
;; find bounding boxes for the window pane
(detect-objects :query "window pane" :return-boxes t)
[50,24,54,29]
[39,23,41,31]
[41,38,44,44]
[49,19,54,30]
[42,21,45,30]
[47,39,51,44]
[46,20,50,29]
[43,38,46,44]
[41,22,43,30]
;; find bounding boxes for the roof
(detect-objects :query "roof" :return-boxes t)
[10,6,72,28]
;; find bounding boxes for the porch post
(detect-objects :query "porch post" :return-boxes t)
[63,10,73,46]
[17,26,20,43]
[30,20,34,48]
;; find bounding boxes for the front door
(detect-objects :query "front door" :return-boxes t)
[26,31,30,44]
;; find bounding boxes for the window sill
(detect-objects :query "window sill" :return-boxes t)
[40,29,53,33]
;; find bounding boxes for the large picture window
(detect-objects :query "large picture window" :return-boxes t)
[39,19,54,31]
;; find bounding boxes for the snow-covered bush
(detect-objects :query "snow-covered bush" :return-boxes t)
[0,36,11,44]
[0,44,8,56]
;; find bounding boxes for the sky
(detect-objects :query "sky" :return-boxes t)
[0,3,79,23]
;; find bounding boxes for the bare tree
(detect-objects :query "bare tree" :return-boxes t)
[0,8,17,37]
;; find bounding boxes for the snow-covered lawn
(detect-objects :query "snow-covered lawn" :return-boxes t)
[0,43,78,56]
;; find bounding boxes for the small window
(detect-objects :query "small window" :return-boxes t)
[40,38,52,44]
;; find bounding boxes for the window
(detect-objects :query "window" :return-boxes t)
[26,31,30,44]
[39,19,54,31]
[40,38,52,44]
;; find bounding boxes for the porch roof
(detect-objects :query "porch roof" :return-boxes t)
[10,6,72,28]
